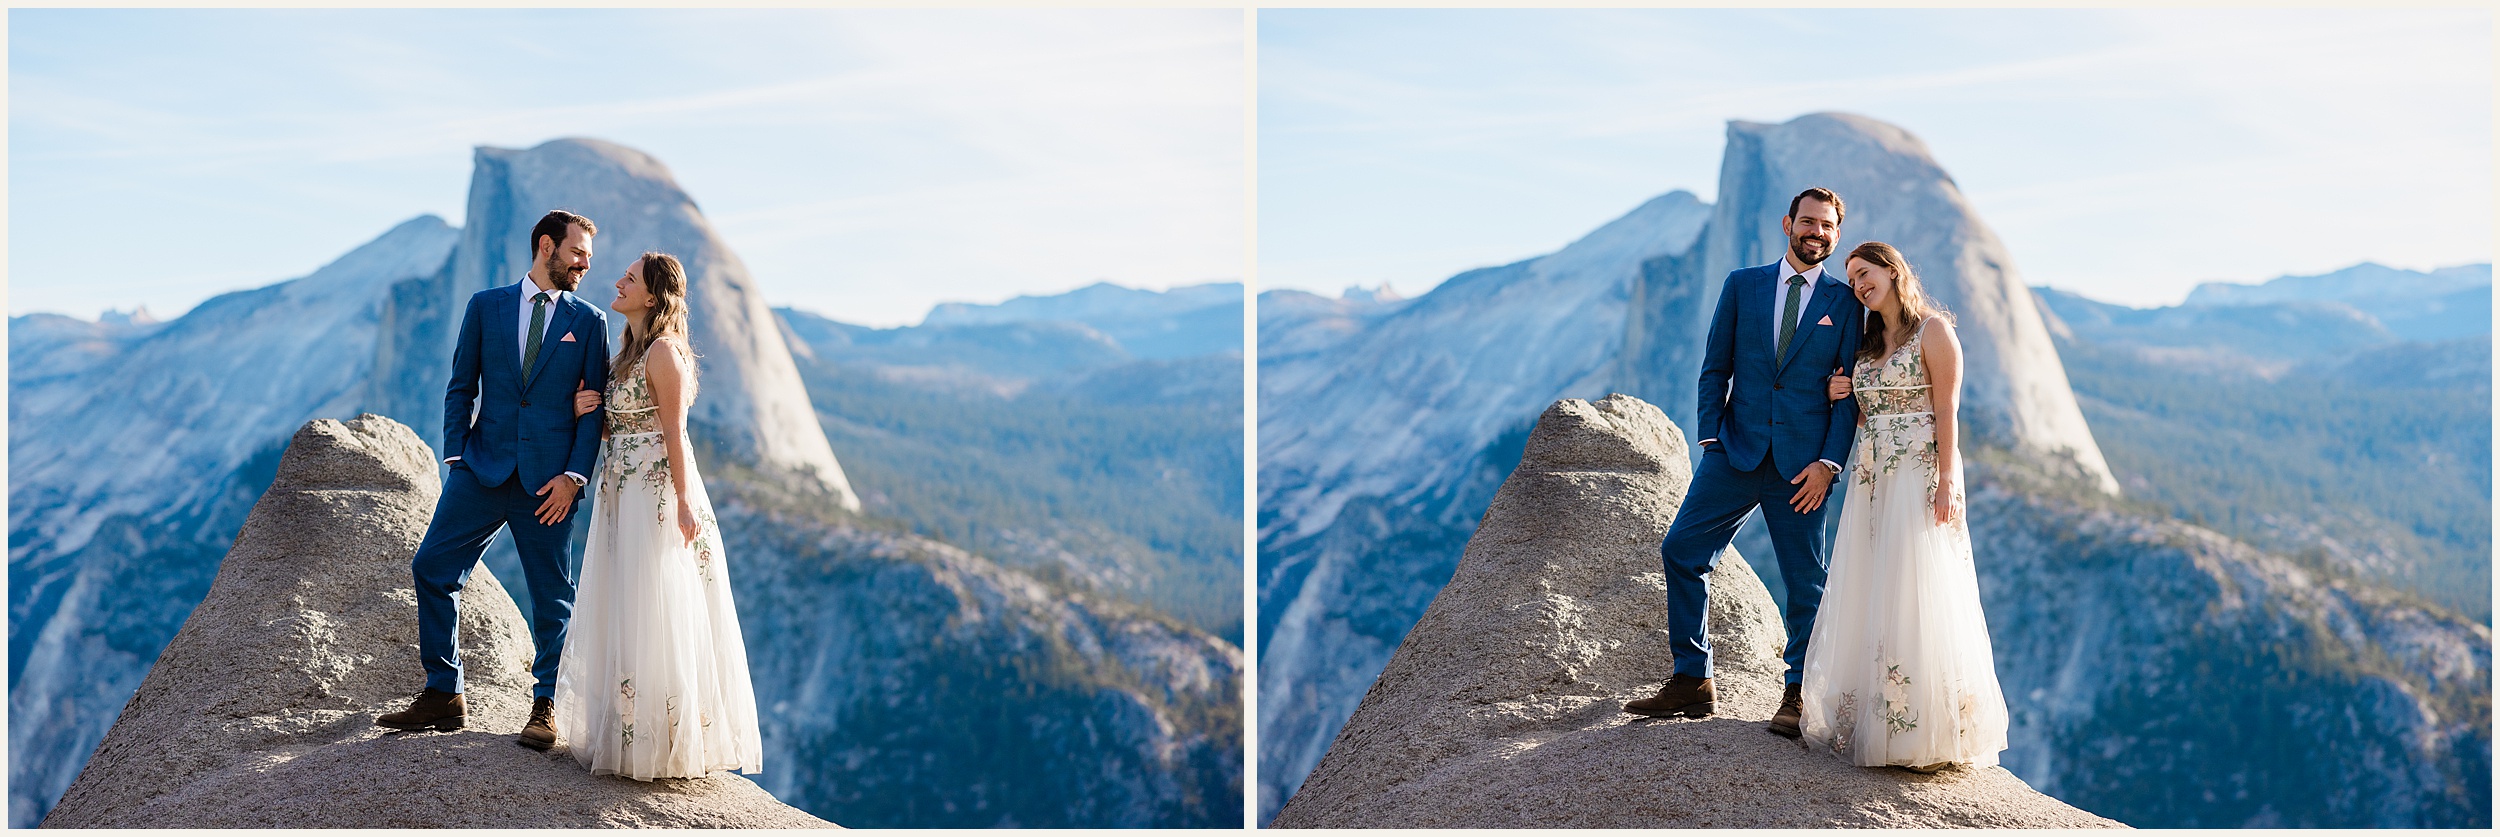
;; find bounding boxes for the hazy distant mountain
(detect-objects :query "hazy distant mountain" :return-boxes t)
[924,281,1243,360]
[2185,262,2491,340]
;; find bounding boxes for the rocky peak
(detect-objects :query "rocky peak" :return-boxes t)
[1625,113,2118,493]
[40,415,831,828]
[376,138,859,509]
[1271,394,2120,828]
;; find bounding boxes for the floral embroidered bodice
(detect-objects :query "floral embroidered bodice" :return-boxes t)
[600,356,671,504]
[1851,320,1938,489]
[604,355,661,437]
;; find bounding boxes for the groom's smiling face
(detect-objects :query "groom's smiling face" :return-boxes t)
[1782,197,1840,267]
[537,224,595,292]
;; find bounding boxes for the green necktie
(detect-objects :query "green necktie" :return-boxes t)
[524,291,550,373]
[1776,274,1807,360]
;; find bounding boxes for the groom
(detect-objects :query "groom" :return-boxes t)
[378,210,612,752]
[1625,187,1863,739]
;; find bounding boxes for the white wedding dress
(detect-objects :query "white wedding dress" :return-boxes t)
[553,352,763,780]
[1799,319,2009,769]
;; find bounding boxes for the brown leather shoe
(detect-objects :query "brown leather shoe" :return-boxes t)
[376,688,465,731]
[517,697,557,751]
[1624,675,1715,718]
[1768,682,1804,738]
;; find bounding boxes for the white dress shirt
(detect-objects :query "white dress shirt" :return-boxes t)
[516,273,568,361]
[1769,258,1826,351]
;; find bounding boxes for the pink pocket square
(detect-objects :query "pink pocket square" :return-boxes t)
[1817,315,1833,326]
[560,332,577,342]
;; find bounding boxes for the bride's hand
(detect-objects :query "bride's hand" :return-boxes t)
[1932,474,1965,528]
[573,386,602,417]
[1827,368,1852,401]
[677,502,703,546]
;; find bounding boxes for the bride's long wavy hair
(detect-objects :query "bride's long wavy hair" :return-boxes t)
[1850,241,1952,363]
[613,251,698,395]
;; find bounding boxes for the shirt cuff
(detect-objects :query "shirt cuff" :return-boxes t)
[1817,458,1841,474]
[443,456,461,463]
[564,471,587,487]
[1697,438,1717,447]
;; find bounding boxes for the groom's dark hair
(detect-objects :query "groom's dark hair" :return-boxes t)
[530,210,599,257]
[1786,187,1845,225]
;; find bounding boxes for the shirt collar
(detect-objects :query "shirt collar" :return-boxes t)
[519,273,567,302]
[1777,257,1826,285]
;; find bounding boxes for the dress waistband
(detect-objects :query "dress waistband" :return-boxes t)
[608,405,658,414]
[1865,411,1933,419]
[1855,385,1929,392]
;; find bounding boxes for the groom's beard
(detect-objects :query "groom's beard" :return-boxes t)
[540,254,586,292]
[1790,234,1833,267]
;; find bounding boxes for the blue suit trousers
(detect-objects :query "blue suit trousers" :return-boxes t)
[1659,443,1831,685]
[411,463,579,698]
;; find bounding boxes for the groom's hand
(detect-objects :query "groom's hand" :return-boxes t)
[534,477,581,525]
[1788,461,1837,513]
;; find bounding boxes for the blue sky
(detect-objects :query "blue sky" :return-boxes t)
[10,8,1244,327]
[1259,8,2493,307]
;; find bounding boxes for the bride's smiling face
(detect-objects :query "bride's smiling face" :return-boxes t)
[1848,256,1896,312]
[611,261,656,316]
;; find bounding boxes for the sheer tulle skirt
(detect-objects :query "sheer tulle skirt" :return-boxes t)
[1800,430,2008,768]
[553,432,762,780]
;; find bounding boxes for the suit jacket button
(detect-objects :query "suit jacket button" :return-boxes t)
[521,400,532,407]
[1774,383,1784,390]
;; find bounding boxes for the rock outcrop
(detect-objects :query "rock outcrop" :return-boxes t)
[40,416,831,829]
[1271,395,2119,829]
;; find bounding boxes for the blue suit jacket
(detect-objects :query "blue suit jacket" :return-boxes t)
[441,282,611,491]
[1694,262,1864,479]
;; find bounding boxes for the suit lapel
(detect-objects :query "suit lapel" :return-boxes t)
[524,297,578,389]
[1750,266,1779,367]
[496,284,527,380]
[1777,273,1846,373]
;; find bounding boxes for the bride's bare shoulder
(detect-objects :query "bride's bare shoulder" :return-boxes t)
[1918,315,1961,357]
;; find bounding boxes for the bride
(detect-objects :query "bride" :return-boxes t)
[553,252,763,780]
[1800,241,2008,773]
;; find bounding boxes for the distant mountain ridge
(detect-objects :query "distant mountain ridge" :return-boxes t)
[923,280,1243,360]
[2042,262,2493,357]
